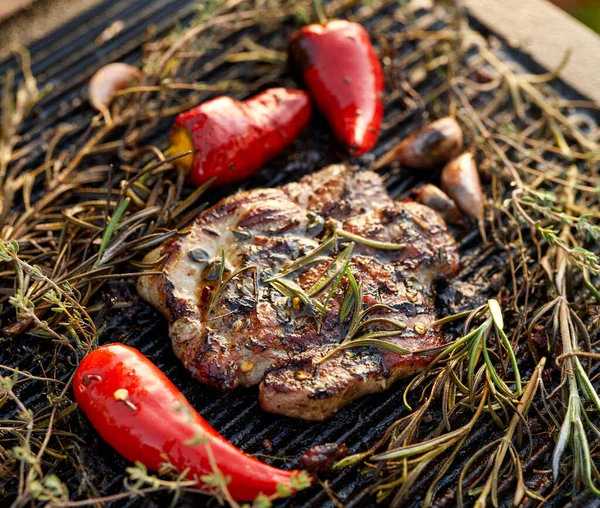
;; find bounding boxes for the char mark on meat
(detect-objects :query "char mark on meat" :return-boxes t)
[138,164,459,420]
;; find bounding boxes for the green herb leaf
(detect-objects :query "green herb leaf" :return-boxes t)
[336,228,406,251]
[266,234,336,282]
[318,337,410,364]
[97,197,130,263]
[307,242,354,297]
[487,299,503,330]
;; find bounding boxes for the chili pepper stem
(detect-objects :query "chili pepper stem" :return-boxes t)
[167,127,194,173]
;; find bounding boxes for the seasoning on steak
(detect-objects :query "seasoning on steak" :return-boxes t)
[137,164,459,420]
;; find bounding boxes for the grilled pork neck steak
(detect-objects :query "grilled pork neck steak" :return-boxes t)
[137,165,459,420]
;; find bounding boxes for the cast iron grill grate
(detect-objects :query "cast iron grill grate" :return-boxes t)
[0,0,598,506]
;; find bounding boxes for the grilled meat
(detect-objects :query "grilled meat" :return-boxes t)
[137,164,459,420]
[300,443,348,473]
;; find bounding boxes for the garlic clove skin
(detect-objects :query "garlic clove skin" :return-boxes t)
[413,183,464,225]
[89,63,142,114]
[440,151,483,222]
[373,117,463,171]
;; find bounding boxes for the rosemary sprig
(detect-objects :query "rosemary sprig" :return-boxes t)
[528,245,600,496]
[334,300,524,504]
[207,264,257,315]
[316,243,355,333]
[267,223,406,285]
[335,228,406,251]
[457,358,546,507]
[267,218,406,330]
[306,241,355,297]
[317,266,409,364]
[96,197,131,264]
[269,278,325,316]
[265,234,337,282]
[323,337,411,357]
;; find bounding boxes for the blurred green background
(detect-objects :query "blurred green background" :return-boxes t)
[552,0,600,32]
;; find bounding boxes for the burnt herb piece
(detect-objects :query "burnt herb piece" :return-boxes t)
[231,227,252,240]
[202,227,221,237]
[207,265,256,315]
[188,248,211,263]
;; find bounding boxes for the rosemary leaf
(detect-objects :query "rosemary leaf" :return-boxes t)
[351,330,407,342]
[373,428,466,460]
[316,243,354,333]
[307,242,355,297]
[487,299,504,329]
[434,307,484,326]
[336,228,406,251]
[467,328,483,401]
[359,303,397,320]
[552,397,572,480]
[493,315,522,396]
[344,268,363,339]
[266,234,336,282]
[97,197,130,263]
[317,337,411,365]
[269,278,324,315]
[332,450,372,470]
[339,290,354,322]
[207,265,256,314]
[353,317,407,336]
[414,322,488,359]
[573,357,600,412]
[481,329,515,398]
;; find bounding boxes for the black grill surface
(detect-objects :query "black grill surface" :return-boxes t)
[1,1,598,507]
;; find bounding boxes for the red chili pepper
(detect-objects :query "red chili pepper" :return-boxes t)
[289,19,384,157]
[73,343,308,501]
[169,88,311,186]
